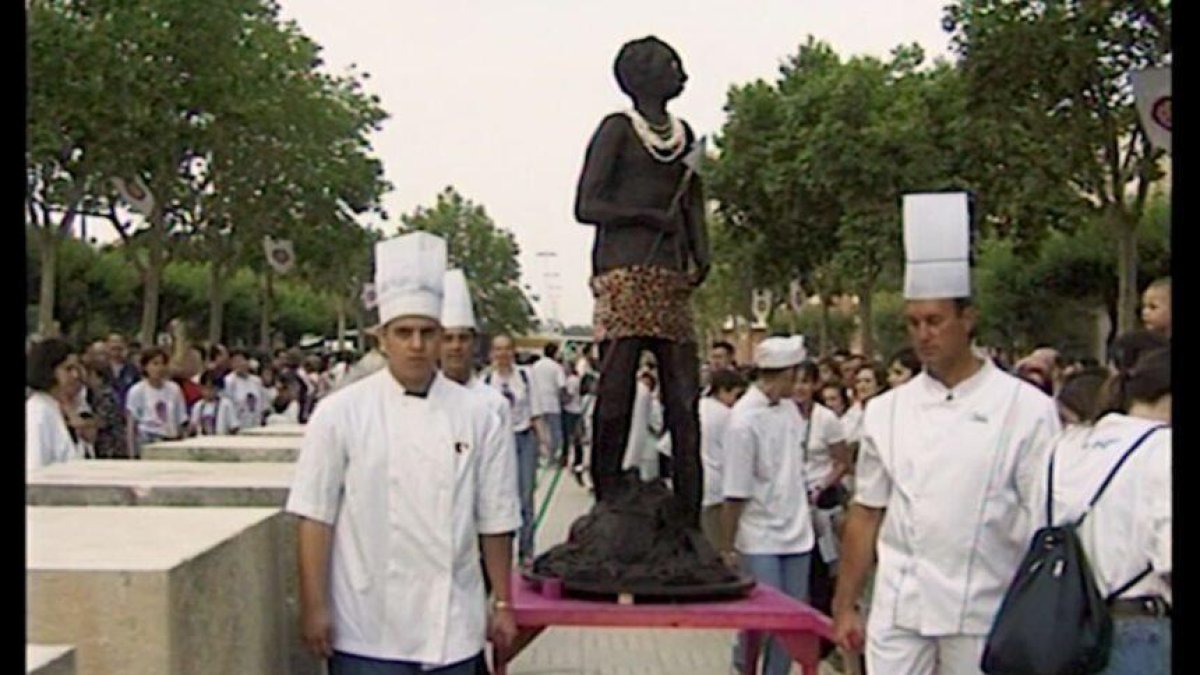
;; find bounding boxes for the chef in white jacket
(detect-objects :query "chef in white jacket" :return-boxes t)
[831,193,1061,674]
[287,233,522,675]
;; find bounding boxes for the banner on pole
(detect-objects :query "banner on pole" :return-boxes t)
[111,176,155,216]
[263,236,295,274]
[1131,67,1171,153]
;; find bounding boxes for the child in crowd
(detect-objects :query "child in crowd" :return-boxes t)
[189,370,239,436]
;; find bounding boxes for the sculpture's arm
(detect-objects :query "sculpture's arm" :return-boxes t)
[574,114,672,231]
[684,175,710,284]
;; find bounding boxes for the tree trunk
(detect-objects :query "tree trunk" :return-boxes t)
[857,287,874,359]
[355,305,365,352]
[336,296,347,351]
[259,268,273,351]
[36,228,58,337]
[1114,210,1140,334]
[138,227,165,347]
[207,259,225,346]
[818,295,831,356]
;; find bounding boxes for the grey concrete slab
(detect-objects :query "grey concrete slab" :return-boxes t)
[242,423,305,437]
[26,460,294,507]
[142,434,301,462]
[27,644,75,675]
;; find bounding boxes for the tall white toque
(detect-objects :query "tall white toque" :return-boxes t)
[441,268,477,331]
[374,232,447,326]
[903,192,972,300]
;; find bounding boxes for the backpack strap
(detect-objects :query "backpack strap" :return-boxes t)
[1073,424,1166,528]
[1105,564,1155,603]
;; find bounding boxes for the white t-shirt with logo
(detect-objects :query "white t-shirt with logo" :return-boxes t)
[224,373,267,430]
[190,396,239,436]
[531,357,566,415]
[126,380,188,440]
[484,366,543,433]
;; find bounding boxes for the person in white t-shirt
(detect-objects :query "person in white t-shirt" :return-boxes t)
[189,370,239,436]
[224,349,267,430]
[561,361,586,478]
[125,347,188,454]
[530,344,567,465]
[1026,347,1171,674]
[26,338,89,472]
[699,367,747,549]
[720,336,813,675]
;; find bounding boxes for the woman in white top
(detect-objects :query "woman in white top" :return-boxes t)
[26,338,88,471]
[125,347,188,454]
[1033,346,1171,674]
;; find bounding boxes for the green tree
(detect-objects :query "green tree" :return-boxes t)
[399,188,534,337]
[944,0,1171,332]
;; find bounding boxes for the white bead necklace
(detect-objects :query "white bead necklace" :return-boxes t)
[624,109,687,163]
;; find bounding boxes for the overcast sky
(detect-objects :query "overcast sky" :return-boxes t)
[276,1,957,326]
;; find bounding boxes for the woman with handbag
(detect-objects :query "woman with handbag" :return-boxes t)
[1021,346,1171,674]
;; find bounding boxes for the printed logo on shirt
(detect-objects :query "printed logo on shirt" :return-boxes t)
[1087,436,1120,450]
[246,392,257,412]
[155,400,169,422]
[201,412,216,435]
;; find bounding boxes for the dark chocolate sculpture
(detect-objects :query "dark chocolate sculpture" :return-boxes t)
[531,37,748,599]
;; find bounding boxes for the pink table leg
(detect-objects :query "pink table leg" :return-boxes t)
[742,630,763,675]
[776,630,822,675]
[491,627,546,675]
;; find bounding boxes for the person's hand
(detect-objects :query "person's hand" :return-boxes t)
[832,606,866,654]
[720,549,741,571]
[488,606,518,651]
[300,602,335,659]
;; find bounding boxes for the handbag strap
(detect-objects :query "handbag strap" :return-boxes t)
[1105,564,1155,603]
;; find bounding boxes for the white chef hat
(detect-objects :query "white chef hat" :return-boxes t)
[903,192,972,300]
[754,335,807,370]
[374,232,447,326]
[441,268,477,331]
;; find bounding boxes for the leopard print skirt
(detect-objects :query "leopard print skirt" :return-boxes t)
[591,265,695,344]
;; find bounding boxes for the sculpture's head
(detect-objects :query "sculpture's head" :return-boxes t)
[613,36,687,102]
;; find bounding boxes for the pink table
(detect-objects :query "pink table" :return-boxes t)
[493,573,833,675]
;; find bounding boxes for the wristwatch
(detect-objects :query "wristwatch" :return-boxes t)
[491,598,512,612]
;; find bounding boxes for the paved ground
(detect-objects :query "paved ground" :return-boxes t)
[505,466,844,675]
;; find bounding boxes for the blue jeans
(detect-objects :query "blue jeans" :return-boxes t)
[1100,616,1170,675]
[515,429,538,562]
[562,412,583,466]
[733,552,813,675]
[329,651,482,674]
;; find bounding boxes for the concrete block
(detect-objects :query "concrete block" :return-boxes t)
[242,423,305,437]
[26,507,311,675]
[27,644,75,675]
[26,461,294,507]
[143,434,301,462]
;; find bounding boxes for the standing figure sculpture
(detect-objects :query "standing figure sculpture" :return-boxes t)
[574,35,710,525]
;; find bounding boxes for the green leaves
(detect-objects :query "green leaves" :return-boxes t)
[399,188,535,337]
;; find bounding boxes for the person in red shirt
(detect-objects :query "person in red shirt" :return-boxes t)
[171,345,206,412]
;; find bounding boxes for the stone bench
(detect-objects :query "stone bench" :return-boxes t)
[27,645,75,675]
[26,460,294,507]
[27,507,302,675]
[143,434,302,462]
[242,423,305,437]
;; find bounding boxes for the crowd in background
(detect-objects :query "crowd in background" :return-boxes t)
[26,330,362,470]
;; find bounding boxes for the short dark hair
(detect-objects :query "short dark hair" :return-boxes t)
[229,348,250,360]
[139,347,169,369]
[711,341,735,356]
[796,360,820,383]
[1095,347,1170,420]
[543,343,559,359]
[888,347,921,376]
[1108,330,1168,372]
[1056,367,1109,422]
[199,369,221,388]
[614,36,681,98]
[27,338,75,392]
[708,368,747,396]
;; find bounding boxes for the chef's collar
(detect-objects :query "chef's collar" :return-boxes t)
[918,356,994,403]
[388,371,437,398]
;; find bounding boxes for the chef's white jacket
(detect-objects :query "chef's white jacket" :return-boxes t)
[1035,414,1171,604]
[722,385,815,555]
[855,358,1060,636]
[286,370,521,666]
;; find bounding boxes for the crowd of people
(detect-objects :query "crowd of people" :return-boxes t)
[26,330,361,471]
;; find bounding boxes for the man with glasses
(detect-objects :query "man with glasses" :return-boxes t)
[484,334,551,567]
